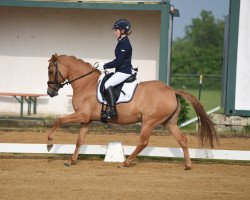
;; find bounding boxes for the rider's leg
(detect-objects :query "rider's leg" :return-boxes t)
[105,86,118,119]
[104,72,131,119]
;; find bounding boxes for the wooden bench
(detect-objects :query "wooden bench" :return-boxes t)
[0,93,47,116]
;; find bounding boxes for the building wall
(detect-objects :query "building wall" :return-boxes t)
[224,0,250,116]
[0,6,160,116]
[234,0,250,111]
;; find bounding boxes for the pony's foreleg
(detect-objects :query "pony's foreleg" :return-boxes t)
[47,112,87,151]
[64,123,89,166]
[121,125,153,167]
[166,124,191,170]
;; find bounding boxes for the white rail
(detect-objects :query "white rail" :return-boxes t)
[0,142,249,161]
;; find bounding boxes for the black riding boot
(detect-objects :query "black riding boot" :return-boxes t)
[106,86,118,120]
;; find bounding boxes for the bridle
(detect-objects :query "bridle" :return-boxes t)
[47,62,98,92]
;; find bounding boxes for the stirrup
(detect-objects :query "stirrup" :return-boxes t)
[101,110,110,123]
[100,108,117,123]
[108,112,118,120]
[107,107,118,120]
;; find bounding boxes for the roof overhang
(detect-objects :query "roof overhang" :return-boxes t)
[0,0,168,11]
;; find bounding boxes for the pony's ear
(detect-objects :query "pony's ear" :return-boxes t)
[52,53,58,62]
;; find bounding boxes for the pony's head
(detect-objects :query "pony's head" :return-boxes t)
[47,54,67,97]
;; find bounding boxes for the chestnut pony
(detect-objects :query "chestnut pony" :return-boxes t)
[47,54,218,169]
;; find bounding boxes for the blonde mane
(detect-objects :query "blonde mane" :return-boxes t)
[60,55,94,69]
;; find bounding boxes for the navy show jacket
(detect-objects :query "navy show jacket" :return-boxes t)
[104,36,133,74]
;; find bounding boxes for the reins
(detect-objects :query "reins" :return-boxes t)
[60,68,98,88]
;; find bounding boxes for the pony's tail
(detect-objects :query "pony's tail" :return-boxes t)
[175,90,219,148]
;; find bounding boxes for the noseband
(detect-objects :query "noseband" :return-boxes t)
[47,62,66,90]
[47,62,98,92]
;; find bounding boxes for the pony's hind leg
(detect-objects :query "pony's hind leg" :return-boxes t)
[121,123,154,167]
[166,123,192,170]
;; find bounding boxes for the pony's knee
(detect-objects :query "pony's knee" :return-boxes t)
[53,118,61,127]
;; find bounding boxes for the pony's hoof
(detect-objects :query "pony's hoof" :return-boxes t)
[47,144,54,152]
[184,166,192,170]
[64,160,77,167]
[64,161,72,167]
[117,164,126,168]
[71,160,78,165]
[118,161,130,168]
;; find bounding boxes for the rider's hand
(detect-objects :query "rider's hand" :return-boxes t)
[96,62,105,73]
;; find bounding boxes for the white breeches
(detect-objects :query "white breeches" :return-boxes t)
[104,72,131,89]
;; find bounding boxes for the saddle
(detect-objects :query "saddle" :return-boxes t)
[97,72,139,123]
[99,72,137,102]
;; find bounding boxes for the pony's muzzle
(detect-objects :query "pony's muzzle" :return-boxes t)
[47,87,58,97]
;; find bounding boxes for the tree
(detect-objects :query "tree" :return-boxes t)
[171,10,225,76]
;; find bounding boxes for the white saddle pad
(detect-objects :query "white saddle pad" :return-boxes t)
[97,73,140,104]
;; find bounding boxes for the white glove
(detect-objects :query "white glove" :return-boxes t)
[96,62,105,73]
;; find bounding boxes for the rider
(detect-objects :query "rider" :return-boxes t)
[97,19,133,120]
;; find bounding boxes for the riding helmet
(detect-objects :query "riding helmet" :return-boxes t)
[112,19,131,33]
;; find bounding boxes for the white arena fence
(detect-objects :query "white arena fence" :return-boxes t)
[0,142,249,162]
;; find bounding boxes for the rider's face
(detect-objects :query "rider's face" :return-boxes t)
[114,29,124,39]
